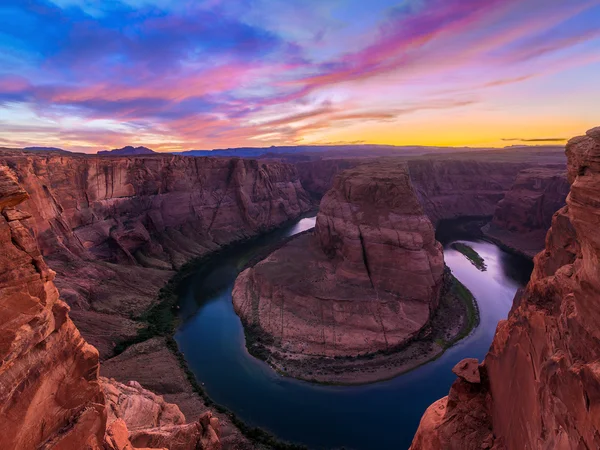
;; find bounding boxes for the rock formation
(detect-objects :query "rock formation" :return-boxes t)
[0,151,312,358]
[233,163,444,360]
[103,378,220,450]
[406,159,530,224]
[294,158,363,199]
[0,166,220,450]
[410,127,600,449]
[483,166,569,257]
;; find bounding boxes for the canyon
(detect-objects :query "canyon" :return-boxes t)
[410,127,600,449]
[0,141,574,449]
[0,166,220,450]
[0,151,313,449]
[231,154,571,382]
[233,163,453,382]
[483,166,570,257]
[0,151,312,359]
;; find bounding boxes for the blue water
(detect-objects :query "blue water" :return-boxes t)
[175,217,532,449]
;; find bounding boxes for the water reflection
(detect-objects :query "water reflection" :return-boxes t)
[175,218,532,450]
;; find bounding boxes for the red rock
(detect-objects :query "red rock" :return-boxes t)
[0,167,106,450]
[405,159,528,224]
[410,127,600,450]
[0,165,222,450]
[484,166,569,257]
[0,151,312,358]
[452,358,481,384]
[233,163,444,360]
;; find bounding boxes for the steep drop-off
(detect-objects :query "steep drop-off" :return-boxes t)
[0,151,312,358]
[406,159,530,224]
[0,166,221,450]
[410,127,600,449]
[483,166,569,257]
[232,163,469,383]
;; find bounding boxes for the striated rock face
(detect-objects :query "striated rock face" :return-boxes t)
[406,159,529,224]
[316,164,445,299]
[294,158,363,199]
[102,378,220,450]
[0,164,222,450]
[0,152,311,357]
[483,166,569,257]
[233,163,444,358]
[410,127,600,450]
[0,153,311,269]
[0,166,106,450]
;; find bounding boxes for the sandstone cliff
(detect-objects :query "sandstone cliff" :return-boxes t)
[233,163,445,361]
[0,166,221,450]
[406,159,529,224]
[410,127,600,449]
[483,166,569,257]
[0,151,312,358]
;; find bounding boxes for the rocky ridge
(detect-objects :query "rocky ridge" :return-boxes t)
[410,127,600,449]
[232,163,451,381]
[0,166,221,450]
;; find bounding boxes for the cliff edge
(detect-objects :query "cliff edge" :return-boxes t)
[410,127,600,449]
[0,166,221,450]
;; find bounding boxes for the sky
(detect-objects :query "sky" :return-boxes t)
[0,0,599,152]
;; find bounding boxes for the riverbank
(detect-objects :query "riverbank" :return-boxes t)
[103,215,319,450]
[241,267,480,385]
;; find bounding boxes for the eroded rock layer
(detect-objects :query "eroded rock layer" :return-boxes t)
[0,151,311,358]
[483,166,569,257]
[406,159,529,224]
[410,127,600,449]
[0,166,220,450]
[233,163,444,358]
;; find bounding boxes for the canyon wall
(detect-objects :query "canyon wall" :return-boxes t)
[233,163,444,359]
[0,151,312,358]
[0,166,221,450]
[406,160,529,224]
[483,166,570,257]
[410,128,600,449]
[294,158,363,199]
[295,157,534,224]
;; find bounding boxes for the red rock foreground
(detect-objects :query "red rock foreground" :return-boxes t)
[0,166,221,449]
[410,127,600,449]
[233,164,448,380]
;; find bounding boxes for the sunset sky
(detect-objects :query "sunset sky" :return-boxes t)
[0,0,599,152]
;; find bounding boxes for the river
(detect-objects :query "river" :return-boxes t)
[175,216,533,449]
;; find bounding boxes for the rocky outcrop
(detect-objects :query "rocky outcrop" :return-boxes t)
[102,378,220,450]
[233,163,444,363]
[294,158,363,199]
[0,151,312,358]
[483,166,569,257]
[410,127,600,449]
[0,165,222,450]
[0,166,107,449]
[294,158,530,217]
[406,159,529,224]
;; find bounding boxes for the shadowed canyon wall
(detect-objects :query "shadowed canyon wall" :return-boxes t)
[0,166,221,450]
[410,127,600,449]
[484,166,569,257]
[233,163,445,358]
[0,152,312,358]
[0,145,572,449]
